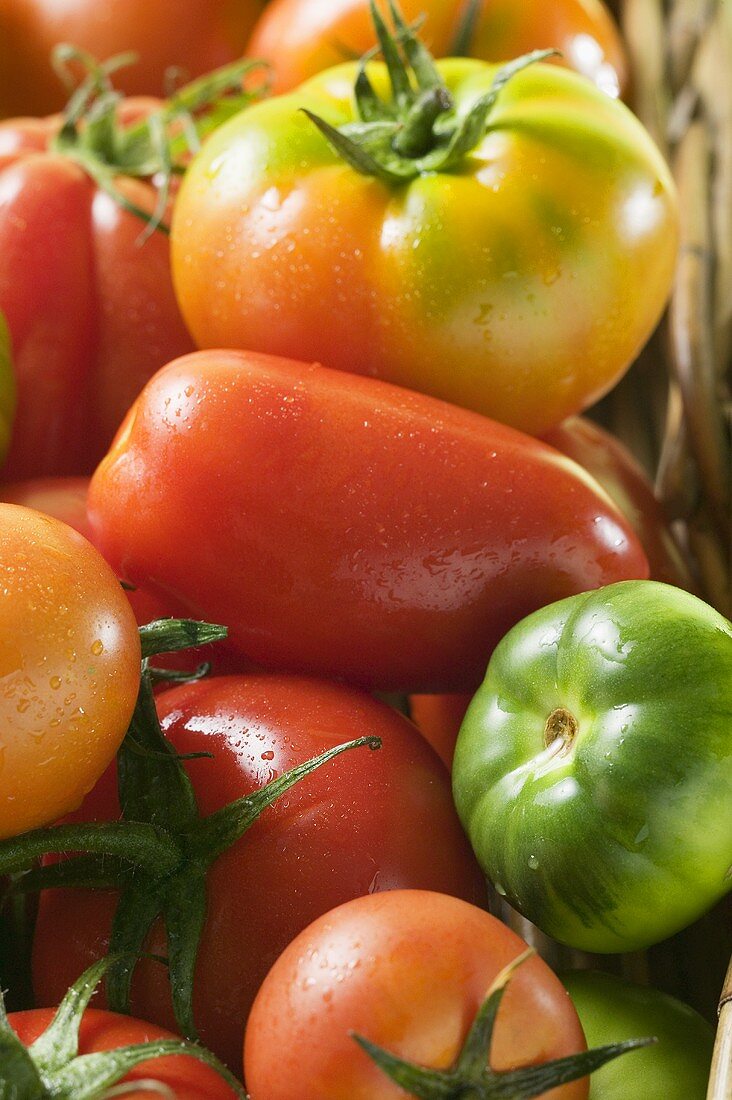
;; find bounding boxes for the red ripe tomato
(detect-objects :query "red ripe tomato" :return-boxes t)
[248,0,627,98]
[9,1007,239,1099]
[32,675,486,1072]
[0,0,265,118]
[244,889,588,1099]
[0,103,195,479]
[88,350,649,693]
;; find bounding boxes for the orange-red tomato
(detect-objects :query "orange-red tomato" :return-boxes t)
[0,103,195,479]
[244,890,588,1099]
[9,1007,239,1098]
[88,350,649,693]
[0,503,140,839]
[0,0,265,118]
[248,0,627,98]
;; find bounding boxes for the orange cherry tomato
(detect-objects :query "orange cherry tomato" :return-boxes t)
[0,503,140,838]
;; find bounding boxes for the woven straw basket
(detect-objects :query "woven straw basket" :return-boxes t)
[585,1,731,1095]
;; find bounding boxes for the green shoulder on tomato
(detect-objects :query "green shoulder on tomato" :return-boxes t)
[452,580,732,953]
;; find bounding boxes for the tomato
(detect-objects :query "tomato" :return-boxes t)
[88,349,648,692]
[172,15,677,435]
[0,100,195,479]
[543,418,695,591]
[32,674,486,1071]
[8,1008,240,1099]
[409,692,469,769]
[248,0,627,98]
[0,0,264,118]
[561,971,714,1099]
[0,312,15,468]
[0,503,140,839]
[244,889,588,1099]
[452,580,732,953]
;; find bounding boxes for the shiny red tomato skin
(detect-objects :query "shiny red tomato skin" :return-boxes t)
[0,109,194,479]
[0,0,265,118]
[244,889,588,1099]
[88,350,648,693]
[248,0,627,98]
[9,1007,238,1098]
[542,417,695,591]
[32,674,486,1072]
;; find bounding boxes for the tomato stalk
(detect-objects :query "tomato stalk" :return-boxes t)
[0,955,246,1099]
[49,46,269,234]
[355,951,653,1099]
[0,619,381,1041]
[303,0,556,182]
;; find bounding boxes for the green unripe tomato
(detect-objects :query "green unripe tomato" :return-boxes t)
[452,580,732,952]
[561,970,714,1098]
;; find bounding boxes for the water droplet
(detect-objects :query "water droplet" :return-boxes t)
[50,676,61,690]
[90,640,104,656]
[528,855,539,870]
[261,750,274,761]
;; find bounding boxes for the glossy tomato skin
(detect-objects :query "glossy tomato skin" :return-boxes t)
[0,109,194,478]
[0,0,264,118]
[32,675,486,1072]
[9,1007,238,1099]
[0,504,140,839]
[561,971,714,1099]
[244,889,588,1099]
[88,350,648,693]
[172,61,677,435]
[248,0,627,98]
[543,418,695,591]
[452,580,732,953]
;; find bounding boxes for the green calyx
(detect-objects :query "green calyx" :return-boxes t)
[0,955,246,1099]
[49,45,269,235]
[303,0,556,183]
[0,618,381,1041]
[355,951,654,1099]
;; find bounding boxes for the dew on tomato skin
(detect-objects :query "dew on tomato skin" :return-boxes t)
[49,676,61,690]
[90,640,104,656]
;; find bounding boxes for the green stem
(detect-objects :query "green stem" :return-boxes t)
[393,86,453,157]
[0,822,178,878]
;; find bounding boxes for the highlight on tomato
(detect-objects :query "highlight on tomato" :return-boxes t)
[0,0,266,117]
[172,4,678,435]
[2,956,245,1099]
[244,889,647,1099]
[88,349,649,693]
[0,503,140,839]
[249,0,628,98]
[453,580,732,953]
